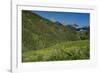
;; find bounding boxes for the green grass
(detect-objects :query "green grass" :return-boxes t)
[22,40,90,62]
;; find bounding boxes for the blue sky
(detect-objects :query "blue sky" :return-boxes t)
[32,11,90,27]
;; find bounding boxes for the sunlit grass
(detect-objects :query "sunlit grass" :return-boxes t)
[22,40,89,62]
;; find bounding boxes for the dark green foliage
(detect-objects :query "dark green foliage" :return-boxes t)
[79,29,90,40]
[77,26,90,40]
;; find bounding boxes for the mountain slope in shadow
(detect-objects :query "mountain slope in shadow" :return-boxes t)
[22,10,80,52]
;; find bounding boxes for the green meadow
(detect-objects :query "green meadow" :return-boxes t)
[22,40,89,62]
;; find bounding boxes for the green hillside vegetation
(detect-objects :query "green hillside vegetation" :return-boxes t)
[22,10,90,62]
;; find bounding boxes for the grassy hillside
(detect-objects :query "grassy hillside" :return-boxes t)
[22,10,80,52]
